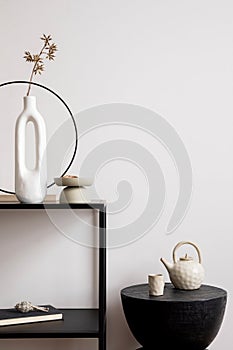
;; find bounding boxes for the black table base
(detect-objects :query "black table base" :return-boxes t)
[121,283,227,350]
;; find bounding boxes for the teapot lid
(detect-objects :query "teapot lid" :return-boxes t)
[179,253,193,261]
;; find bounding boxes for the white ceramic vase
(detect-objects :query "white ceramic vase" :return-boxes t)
[15,96,47,203]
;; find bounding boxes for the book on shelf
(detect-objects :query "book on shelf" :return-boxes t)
[0,194,57,202]
[0,305,63,326]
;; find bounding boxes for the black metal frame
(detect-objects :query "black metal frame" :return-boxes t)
[0,202,107,350]
[99,205,106,350]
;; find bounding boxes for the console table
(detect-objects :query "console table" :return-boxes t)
[121,283,227,350]
[0,201,107,350]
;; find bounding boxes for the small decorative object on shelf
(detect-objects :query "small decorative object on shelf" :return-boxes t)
[148,274,164,296]
[54,175,94,203]
[15,301,49,313]
[15,34,57,203]
[160,241,205,290]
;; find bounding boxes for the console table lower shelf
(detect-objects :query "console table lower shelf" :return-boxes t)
[0,309,100,338]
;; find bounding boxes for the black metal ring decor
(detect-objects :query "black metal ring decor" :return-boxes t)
[0,80,78,194]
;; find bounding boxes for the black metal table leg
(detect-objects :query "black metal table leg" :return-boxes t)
[98,205,106,350]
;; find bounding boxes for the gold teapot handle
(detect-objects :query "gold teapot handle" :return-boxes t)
[172,241,202,264]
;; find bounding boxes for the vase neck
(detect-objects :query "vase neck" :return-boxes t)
[23,96,36,109]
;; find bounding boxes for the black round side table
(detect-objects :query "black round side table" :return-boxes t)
[121,283,227,350]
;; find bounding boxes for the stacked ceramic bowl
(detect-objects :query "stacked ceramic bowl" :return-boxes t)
[54,176,93,203]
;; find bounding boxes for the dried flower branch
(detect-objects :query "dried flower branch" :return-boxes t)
[24,34,58,96]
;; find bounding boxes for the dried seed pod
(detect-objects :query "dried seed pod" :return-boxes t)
[15,301,34,313]
[15,301,49,313]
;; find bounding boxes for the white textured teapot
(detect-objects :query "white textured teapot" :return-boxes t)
[160,241,205,290]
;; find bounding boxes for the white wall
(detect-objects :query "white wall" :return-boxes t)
[0,0,233,349]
